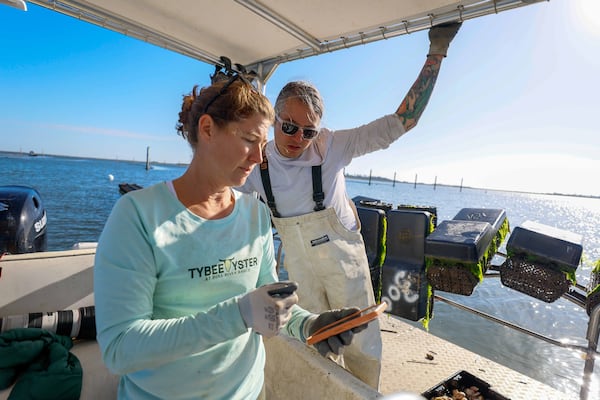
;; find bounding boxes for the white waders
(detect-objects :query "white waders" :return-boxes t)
[272,206,382,390]
[259,160,382,389]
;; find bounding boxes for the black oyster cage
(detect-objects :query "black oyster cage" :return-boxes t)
[425,208,508,296]
[500,221,582,303]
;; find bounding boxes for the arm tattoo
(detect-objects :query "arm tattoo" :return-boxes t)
[396,55,443,131]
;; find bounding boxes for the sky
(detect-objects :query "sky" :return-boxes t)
[1,0,599,197]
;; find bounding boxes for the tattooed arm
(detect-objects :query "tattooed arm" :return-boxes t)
[395,55,443,131]
[396,22,461,132]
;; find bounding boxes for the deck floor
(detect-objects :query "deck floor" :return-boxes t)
[378,315,573,398]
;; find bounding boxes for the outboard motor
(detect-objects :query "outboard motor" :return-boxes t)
[0,185,47,254]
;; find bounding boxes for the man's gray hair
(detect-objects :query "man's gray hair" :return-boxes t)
[274,81,324,122]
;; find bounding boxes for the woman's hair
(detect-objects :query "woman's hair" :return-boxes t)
[176,77,274,148]
[274,81,324,122]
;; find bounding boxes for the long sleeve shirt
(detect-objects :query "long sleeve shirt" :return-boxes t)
[94,183,311,400]
[238,114,405,230]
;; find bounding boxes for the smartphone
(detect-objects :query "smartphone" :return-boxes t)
[267,281,298,298]
[306,302,387,345]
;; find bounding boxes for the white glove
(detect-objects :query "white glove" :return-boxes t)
[238,281,298,338]
[428,22,462,57]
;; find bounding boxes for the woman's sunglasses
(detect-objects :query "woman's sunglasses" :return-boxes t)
[275,116,320,140]
[203,73,255,114]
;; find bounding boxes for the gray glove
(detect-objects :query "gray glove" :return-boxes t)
[304,308,369,357]
[238,281,298,338]
[428,22,462,57]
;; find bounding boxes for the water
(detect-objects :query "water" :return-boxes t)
[2,152,600,396]
[1,152,186,249]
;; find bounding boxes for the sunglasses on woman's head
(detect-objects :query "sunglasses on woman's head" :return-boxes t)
[203,73,255,114]
[275,116,320,140]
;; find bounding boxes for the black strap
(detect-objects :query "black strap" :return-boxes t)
[259,153,325,216]
[312,165,325,212]
[259,154,281,218]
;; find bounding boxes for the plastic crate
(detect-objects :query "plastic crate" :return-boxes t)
[381,210,434,321]
[397,204,438,227]
[421,370,510,400]
[501,221,582,302]
[386,210,434,265]
[356,206,386,302]
[381,263,431,322]
[425,220,495,296]
[505,221,582,270]
[453,208,509,248]
[453,208,507,232]
[353,196,393,212]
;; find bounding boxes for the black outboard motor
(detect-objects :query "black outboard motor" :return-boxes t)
[0,185,47,254]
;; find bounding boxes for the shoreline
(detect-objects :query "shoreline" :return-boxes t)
[2,150,598,199]
[345,174,600,200]
[0,149,189,168]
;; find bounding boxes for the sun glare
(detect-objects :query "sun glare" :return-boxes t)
[573,0,600,36]
[403,154,600,197]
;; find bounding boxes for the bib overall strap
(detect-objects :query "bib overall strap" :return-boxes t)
[312,165,325,212]
[259,154,281,218]
[259,153,325,216]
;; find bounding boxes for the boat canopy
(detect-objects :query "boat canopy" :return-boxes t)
[26,0,546,83]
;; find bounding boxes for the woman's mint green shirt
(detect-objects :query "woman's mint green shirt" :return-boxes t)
[94,183,310,399]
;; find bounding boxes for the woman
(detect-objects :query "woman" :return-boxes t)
[94,74,366,400]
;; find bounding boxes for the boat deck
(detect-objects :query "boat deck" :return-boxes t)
[0,318,575,400]
[379,315,571,398]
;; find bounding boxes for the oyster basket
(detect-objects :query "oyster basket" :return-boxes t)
[500,254,571,303]
[426,261,480,296]
[425,219,497,296]
[421,370,510,400]
[501,221,582,303]
[587,269,600,316]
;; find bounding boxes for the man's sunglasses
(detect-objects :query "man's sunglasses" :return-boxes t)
[275,116,320,140]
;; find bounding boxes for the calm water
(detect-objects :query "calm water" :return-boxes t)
[0,152,186,249]
[2,152,600,396]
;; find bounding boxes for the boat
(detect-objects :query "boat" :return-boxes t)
[117,182,143,195]
[1,1,598,399]
[2,193,597,400]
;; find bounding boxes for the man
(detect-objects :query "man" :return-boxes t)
[238,22,461,389]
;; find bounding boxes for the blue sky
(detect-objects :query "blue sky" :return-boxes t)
[1,1,599,196]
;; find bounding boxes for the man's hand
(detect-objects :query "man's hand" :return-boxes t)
[238,281,298,338]
[428,22,462,57]
[304,308,369,357]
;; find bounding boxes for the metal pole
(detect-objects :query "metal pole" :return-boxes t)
[580,304,600,400]
[146,146,151,170]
